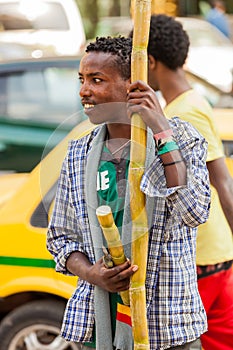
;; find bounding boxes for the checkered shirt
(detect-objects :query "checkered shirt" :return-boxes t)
[47,117,210,350]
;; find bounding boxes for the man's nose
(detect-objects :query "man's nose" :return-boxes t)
[79,82,91,97]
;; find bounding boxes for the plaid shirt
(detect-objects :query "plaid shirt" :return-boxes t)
[47,117,210,350]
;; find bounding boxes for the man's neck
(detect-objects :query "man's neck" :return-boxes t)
[106,123,131,140]
[159,67,191,105]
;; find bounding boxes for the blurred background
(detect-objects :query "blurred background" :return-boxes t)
[76,0,233,40]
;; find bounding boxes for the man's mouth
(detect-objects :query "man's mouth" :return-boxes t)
[83,103,95,112]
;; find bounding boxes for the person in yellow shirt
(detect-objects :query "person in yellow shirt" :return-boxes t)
[140,14,233,350]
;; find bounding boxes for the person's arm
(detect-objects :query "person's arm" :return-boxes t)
[207,157,233,232]
[66,251,138,293]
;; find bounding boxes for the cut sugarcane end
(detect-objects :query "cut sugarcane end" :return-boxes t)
[96,205,112,216]
[96,205,114,227]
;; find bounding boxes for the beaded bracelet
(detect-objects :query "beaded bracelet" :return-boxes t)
[156,135,174,150]
[163,159,184,167]
[154,128,173,141]
[157,141,179,155]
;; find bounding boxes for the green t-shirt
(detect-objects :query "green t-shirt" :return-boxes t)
[84,144,130,347]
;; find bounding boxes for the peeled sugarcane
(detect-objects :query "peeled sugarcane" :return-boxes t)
[96,205,130,306]
[129,1,151,349]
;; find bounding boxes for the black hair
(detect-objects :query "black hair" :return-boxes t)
[148,15,190,70]
[129,14,189,70]
[86,36,132,80]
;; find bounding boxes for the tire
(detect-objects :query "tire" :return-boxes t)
[0,299,79,350]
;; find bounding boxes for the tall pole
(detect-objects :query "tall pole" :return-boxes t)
[129,1,151,348]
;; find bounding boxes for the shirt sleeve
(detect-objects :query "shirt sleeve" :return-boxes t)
[141,117,211,228]
[47,153,86,276]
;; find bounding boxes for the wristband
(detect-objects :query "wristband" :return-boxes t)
[158,141,179,155]
[163,159,184,167]
[154,128,173,141]
[156,135,174,150]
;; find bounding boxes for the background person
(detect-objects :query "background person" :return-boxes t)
[140,14,233,350]
[206,0,231,39]
[47,36,210,349]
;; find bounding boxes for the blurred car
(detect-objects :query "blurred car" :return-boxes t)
[0,0,86,56]
[0,54,85,173]
[0,41,59,60]
[96,15,233,93]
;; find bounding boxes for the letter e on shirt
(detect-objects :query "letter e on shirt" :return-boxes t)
[97,170,110,191]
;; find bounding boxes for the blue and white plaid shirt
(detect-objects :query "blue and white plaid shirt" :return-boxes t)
[47,117,210,350]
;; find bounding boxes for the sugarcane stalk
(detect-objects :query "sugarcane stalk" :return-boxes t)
[129,1,151,349]
[96,205,130,306]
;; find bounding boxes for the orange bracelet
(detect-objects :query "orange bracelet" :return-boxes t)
[154,129,173,141]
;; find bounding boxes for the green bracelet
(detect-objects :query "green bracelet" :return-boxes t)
[157,141,179,155]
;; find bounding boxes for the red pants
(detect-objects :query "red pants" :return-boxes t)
[198,267,233,350]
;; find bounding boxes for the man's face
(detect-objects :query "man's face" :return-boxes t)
[79,51,130,125]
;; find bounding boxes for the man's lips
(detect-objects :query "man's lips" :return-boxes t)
[82,103,95,113]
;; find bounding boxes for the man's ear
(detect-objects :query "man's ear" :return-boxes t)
[148,54,157,70]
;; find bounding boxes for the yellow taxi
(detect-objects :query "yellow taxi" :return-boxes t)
[0,119,94,349]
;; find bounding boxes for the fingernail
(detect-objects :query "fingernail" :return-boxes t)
[132,265,138,272]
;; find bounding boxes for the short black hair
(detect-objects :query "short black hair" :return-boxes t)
[86,36,132,80]
[146,14,190,70]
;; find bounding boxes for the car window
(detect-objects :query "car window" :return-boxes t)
[0,1,69,30]
[0,66,81,125]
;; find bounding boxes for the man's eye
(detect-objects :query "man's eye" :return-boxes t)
[94,78,102,83]
[79,77,84,84]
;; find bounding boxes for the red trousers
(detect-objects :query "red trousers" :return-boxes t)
[198,267,233,350]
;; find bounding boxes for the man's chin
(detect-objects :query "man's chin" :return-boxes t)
[84,102,128,124]
[85,109,106,125]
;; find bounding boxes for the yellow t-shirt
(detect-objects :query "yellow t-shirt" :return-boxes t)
[164,89,233,265]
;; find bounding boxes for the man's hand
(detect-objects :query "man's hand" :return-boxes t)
[127,80,170,134]
[66,251,138,293]
[87,258,138,293]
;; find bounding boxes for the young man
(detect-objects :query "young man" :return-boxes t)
[145,14,233,350]
[47,36,210,350]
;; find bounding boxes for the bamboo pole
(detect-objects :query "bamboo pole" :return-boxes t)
[129,1,151,349]
[132,0,177,17]
[96,205,130,306]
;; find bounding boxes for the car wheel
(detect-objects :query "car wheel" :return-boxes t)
[0,299,79,350]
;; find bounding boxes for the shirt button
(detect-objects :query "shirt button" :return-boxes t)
[117,168,123,173]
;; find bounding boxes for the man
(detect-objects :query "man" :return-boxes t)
[144,14,233,350]
[47,36,210,350]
